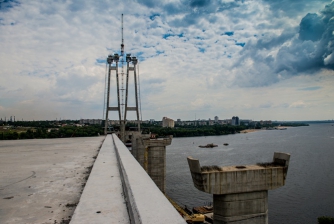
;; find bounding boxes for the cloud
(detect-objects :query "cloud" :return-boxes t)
[278,2,334,71]
[259,102,273,109]
[0,0,333,121]
[232,1,334,87]
[289,100,307,108]
[299,13,326,41]
[0,0,20,11]
[298,86,322,91]
[263,0,331,17]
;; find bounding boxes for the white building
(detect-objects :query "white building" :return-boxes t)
[162,117,175,128]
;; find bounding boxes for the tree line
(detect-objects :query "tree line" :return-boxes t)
[1,125,102,140]
[141,124,247,138]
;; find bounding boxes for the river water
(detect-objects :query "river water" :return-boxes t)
[165,123,334,224]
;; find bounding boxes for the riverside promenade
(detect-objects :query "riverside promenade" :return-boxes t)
[0,135,185,224]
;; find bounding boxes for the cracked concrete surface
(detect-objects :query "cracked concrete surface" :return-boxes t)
[0,136,105,224]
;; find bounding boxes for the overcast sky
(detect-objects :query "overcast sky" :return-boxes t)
[1,0,333,121]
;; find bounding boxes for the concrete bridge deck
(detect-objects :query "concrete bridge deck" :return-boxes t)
[0,135,185,224]
[0,136,104,224]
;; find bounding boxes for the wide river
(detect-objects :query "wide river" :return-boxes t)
[165,123,334,224]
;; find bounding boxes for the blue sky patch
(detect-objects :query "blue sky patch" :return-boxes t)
[198,47,205,53]
[299,86,321,91]
[163,33,184,39]
[163,33,173,39]
[224,31,234,36]
[96,59,106,64]
[135,51,145,62]
[236,42,246,47]
[149,13,160,21]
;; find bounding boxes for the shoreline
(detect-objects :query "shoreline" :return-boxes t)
[239,129,262,133]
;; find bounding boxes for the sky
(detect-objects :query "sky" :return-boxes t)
[0,0,334,122]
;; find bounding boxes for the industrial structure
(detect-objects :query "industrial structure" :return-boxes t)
[103,15,140,141]
[103,14,172,193]
[187,152,290,224]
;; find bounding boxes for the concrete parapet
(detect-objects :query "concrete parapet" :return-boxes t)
[71,134,185,224]
[70,135,129,224]
[187,152,290,224]
[112,134,185,224]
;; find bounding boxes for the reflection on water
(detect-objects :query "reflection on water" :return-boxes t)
[166,124,334,224]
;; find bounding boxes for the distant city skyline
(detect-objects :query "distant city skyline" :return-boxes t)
[1,1,333,121]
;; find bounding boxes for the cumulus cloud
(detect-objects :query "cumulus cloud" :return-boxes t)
[233,1,334,87]
[263,0,331,18]
[0,0,333,121]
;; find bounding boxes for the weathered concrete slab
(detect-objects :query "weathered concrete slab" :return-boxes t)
[70,135,129,224]
[0,137,105,224]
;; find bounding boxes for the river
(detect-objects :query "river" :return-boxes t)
[165,123,334,224]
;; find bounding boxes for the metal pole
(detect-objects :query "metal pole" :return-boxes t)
[133,58,140,132]
[104,55,113,135]
[115,56,121,122]
[124,55,130,123]
[114,54,125,141]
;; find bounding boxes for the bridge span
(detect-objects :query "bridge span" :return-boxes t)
[0,134,185,224]
[70,134,185,224]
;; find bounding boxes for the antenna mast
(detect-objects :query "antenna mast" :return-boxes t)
[121,14,124,56]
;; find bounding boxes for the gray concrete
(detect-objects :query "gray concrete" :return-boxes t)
[187,152,290,224]
[113,134,185,224]
[70,135,129,224]
[130,131,146,167]
[131,133,172,193]
[0,137,104,224]
[142,136,172,193]
[213,191,268,224]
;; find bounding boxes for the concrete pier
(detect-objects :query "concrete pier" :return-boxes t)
[142,136,172,193]
[131,133,172,193]
[187,152,290,224]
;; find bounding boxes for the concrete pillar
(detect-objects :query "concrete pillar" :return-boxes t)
[187,152,290,224]
[142,136,172,193]
[213,191,268,224]
[130,133,172,193]
[146,145,166,193]
[131,132,146,167]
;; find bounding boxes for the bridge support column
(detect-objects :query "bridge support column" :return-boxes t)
[213,191,268,224]
[131,135,172,193]
[187,152,290,224]
[131,132,146,167]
